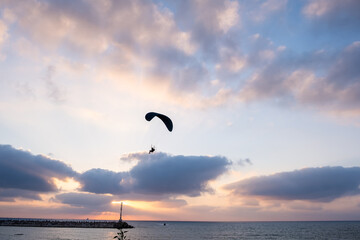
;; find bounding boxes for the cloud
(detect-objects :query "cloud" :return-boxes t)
[2,0,214,103]
[234,158,252,166]
[303,0,360,19]
[42,65,66,103]
[178,0,239,35]
[0,144,230,202]
[51,192,156,217]
[238,57,291,103]
[54,192,114,212]
[249,0,287,23]
[3,0,195,56]
[0,19,8,60]
[0,0,284,109]
[302,0,360,33]
[238,41,360,117]
[0,192,120,218]
[0,144,77,201]
[3,0,359,117]
[2,0,109,54]
[127,152,231,196]
[0,188,42,201]
[327,42,360,88]
[78,168,130,195]
[215,0,240,33]
[226,166,360,202]
[289,43,360,115]
[216,46,247,73]
[78,152,231,197]
[247,33,278,65]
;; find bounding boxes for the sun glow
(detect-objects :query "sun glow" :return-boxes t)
[111,201,129,205]
[53,178,80,191]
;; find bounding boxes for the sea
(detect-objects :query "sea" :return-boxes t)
[1,221,360,240]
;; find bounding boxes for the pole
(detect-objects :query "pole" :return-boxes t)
[120,202,123,222]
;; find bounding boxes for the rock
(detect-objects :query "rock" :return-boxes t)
[114,221,134,229]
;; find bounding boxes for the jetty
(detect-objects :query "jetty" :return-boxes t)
[0,201,134,229]
[0,219,133,229]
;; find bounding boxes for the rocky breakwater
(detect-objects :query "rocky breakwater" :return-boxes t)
[0,219,134,229]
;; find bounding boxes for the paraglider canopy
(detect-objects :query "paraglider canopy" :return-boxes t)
[145,112,173,132]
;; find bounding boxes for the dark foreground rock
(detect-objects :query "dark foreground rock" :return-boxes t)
[114,221,134,229]
[0,219,134,229]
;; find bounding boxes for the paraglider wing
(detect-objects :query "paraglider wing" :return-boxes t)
[145,112,173,132]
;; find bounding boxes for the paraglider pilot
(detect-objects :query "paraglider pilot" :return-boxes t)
[149,145,155,154]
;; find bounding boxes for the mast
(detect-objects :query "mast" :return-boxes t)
[119,202,123,222]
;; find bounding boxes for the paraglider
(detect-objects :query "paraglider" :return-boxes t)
[145,112,173,153]
[145,112,173,132]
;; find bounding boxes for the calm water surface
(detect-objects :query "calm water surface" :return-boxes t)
[1,221,359,240]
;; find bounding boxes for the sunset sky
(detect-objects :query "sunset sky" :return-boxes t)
[1,0,360,221]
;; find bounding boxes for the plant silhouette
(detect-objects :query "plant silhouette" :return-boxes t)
[114,229,128,240]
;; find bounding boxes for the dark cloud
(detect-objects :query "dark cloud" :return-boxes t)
[0,188,42,202]
[78,168,130,195]
[78,152,231,197]
[0,144,77,201]
[0,192,119,217]
[0,145,230,202]
[54,192,114,212]
[128,152,230,196]
[226,166,360,202]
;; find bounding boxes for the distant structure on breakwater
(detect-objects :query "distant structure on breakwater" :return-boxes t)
[0,219,134,229]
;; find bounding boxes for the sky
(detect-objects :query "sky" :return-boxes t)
[0,0,360,221]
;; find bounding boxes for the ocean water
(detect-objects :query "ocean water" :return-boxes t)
[1,221,359,240]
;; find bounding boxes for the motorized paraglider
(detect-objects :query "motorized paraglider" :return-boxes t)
[145,112,173,153]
